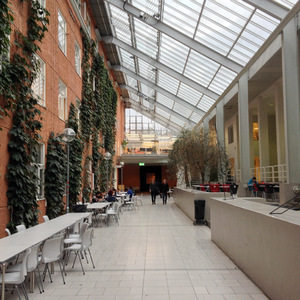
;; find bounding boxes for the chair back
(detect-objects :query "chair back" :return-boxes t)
[5,228,11,236]
[16,224,26,232]
[82,229,93,249]
[43,215,49,222]
[21,248,31,279]
[27,243,41,272]
[42,235,64,262]
[79,222,89,240]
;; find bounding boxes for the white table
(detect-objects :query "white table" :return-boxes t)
[86,202,110,210]
[0,212,90,300]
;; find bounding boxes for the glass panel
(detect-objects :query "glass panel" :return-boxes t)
[156,107,171,120]
[190,112,203,124]
[157,70,179,95]
[120,49,135,72]
[173,102,192,119]
[184,50,219,87]
[169,115,186,128]
[209,67,237,95]
[163,0,203,38]
[126,75,138,89]
[177,83,203,106]
[198,95,215,112]
[159,34,189,73]
[138,58,156,83]
[140,83,155,99]
[156,93,174,108]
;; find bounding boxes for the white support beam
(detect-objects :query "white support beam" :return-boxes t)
[113,65,206,116]
[121,84,197,126]
[243,0,289,20]
[105,0,243,73]
[129,102,182,132]
[102,36,219,100]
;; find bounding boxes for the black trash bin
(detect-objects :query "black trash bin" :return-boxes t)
[194,199,205,225]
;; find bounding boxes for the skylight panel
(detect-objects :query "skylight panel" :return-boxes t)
[115,27,132,45]
[140,83,155,99]
[198,95,215,112]
[156,107,171,120]
[190,112,203,124]
[157,71,179,95]
[142,98,150,108]
[120,49,135,72]
[131,0,160,16]
[184,50,220,87]
[163,0,203,38]
[273,0,297,9]
[209,66,237,95]
[173,102,193,119]
[159,34,189,73]
[156,93,174,108]
[126,75,138,89]
[177,83,202,106]
[169,115,187,128]
[129,92,140,102]
[138,59,156,83]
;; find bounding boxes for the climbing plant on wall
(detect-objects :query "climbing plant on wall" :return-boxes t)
[5,0,49,230]
[44,132,66,219]
[67,103,84,207]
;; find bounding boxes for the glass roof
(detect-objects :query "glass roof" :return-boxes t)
[104,0,298,132]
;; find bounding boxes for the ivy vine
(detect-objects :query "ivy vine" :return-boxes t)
[67,103,84,207]
[44,132,66,219]
[5,0,49,230]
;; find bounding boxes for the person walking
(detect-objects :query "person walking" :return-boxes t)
[160,179,169,205]
[149,178,159,204]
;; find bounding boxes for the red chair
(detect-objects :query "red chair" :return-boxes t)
[209,184,220,192]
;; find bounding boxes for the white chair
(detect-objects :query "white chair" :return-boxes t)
[16,224,26,232]
[64,229,95,275]
[43,215,49,222]
[0,248,31,300]
[106,202,120,225]
[5,228,11,236]
[95,206,109,226]
[41,235,65,284]
[64,222,89,244]
[7,243,44,294]
[136,193,143,206]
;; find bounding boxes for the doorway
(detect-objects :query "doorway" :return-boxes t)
[140,166,162,192]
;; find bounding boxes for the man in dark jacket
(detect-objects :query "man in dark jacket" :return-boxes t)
[149,178,159,204]
[160,179,169,205]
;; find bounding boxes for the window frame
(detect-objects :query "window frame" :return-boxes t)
[58,79,67,120]
[32,55,46,107]
[58,9,67,55]
[75,41,81,76]
[33,143,45,200]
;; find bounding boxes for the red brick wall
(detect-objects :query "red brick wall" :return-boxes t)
[0,0,124,238]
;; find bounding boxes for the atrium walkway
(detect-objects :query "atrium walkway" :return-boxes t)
[7,196,268,300]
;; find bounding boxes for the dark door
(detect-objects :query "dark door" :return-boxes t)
[140,166,162,192]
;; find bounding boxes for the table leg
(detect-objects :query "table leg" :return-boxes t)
[1,262,6,300]
[29,270,35,293]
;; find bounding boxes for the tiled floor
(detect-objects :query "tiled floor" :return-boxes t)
[4,196,269,300]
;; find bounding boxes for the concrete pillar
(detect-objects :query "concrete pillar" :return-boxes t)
[282,18,300,186]
[216,101,224,144]
[237,73,251,196]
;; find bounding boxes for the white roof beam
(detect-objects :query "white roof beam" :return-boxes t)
[243,0,289,20]
[105,0,243,73]
[122,84,197,126]
[129,102,182,132]
[102,36,219,100]
[112,65,206,116]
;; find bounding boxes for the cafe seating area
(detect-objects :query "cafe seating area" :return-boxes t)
[1,195,268,300]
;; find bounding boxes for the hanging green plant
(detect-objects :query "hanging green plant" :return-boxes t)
[44,132,66,219]
[67,103,84,206]
[6,0,50,230]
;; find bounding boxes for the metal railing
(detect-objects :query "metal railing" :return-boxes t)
[236,164,287,183]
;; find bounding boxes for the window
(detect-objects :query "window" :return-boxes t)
[76,98,81,129]
[75,41,81,76]
[33,143,45,199]
[74,0,81,10]
[36,0,46,8]
[58,79,67,120]
[58,10,67,54]
[228,124,234,144]
[86,13,91,36]
[32,55,46,106]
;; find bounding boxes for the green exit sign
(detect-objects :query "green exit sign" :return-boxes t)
[139,163,145,166]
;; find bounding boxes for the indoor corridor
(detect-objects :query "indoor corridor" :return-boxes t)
[6,196,268,300]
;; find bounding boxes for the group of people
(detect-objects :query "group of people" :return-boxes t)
[149,178,170,205]
[91,179,171,206]
[91,186,135,203]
